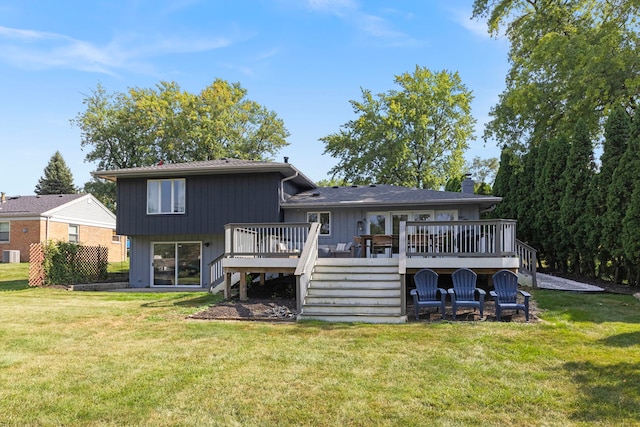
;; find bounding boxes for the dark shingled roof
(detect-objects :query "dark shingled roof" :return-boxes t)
[92,159,316,189]
[0,194,86,216]
[282,184,501,208]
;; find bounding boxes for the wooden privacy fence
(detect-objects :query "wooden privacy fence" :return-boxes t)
[28,243,109,287]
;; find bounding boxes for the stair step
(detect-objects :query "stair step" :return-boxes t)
[307,288,400,297]
[312,273,400,281]
[297,314,407,324]
[314,265,398,274]
[310,280,400,289]
[302,304,401,315]
[305,296,401,305]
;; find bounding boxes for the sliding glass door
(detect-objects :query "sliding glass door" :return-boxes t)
[152,242,201,287]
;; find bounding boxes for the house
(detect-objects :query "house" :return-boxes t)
[94,159,534,322]
[0,193,126,263]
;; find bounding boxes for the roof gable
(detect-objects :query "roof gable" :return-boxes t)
[0,194,86,216]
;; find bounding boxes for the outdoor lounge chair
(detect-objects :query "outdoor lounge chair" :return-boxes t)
[333,242,353,258]
[448,268,486,320]
[490,270,531,321]
[410,268,447,320]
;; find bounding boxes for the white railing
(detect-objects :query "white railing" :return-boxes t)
[401,220,518,258]
[295,223,321,312]
[516,239,538,288]
[224,222,311,257]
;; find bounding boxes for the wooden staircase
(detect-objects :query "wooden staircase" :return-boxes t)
[297,258,406,323]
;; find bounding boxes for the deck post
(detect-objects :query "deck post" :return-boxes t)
[239,271,248,301]
[224,272,232,299]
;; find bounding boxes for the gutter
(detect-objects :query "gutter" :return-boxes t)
[280,171,299,202]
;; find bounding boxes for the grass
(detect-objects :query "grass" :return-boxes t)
[1,264,639,426]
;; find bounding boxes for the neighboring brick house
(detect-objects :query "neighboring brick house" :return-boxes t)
[0,192,126,263]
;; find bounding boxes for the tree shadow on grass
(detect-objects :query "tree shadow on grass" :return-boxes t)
[598,331,640,347]
[565,361,640,424]
[0,280,29,291]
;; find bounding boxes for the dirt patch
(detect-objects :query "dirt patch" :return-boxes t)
[190,273,540,322]
[190,299,297,321]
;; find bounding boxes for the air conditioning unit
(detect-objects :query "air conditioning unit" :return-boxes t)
[2,250,20,263]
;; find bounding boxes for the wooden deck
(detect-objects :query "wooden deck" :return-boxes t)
[215,220,535,323]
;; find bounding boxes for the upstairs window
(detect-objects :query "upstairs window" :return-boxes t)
[0,222,9,242]
[147,179,186,214]
[68,224,79,243]
[307,212,331,235]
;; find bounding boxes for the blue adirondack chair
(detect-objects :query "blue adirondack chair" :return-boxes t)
[448,268,486,320]
[410,269,447,320]
[490,270,531,321]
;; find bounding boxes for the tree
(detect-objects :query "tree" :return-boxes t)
[604,111,639,283]
[72,79,290,171]
[468,156,499,186]
[83,178,116,213]
[592,105,631,277]
[35,151,77,195]
[491,147,520,220]
[559,119,596,274]
[472,0,640,151]
[322,66,476,189]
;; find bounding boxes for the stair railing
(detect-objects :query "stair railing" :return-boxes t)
[515,239,537,288]
[295,222,321,312]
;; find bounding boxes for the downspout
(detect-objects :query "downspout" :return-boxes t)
[45,215,52,241]
[280,172,299,203]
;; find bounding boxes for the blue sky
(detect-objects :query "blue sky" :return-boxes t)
[0,0,509,196]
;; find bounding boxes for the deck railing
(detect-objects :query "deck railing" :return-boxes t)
[401,220,518,257]
[224,222,311,257]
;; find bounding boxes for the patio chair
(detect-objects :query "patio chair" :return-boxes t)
[410,269,447,320]
[371,234,393,257]
[490,270,531,321]
[448,268,486,320]
[352,236,364,258]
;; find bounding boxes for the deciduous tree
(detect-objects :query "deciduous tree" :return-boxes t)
[472,0,639,151]
[72,79,290,171]
[322,66,475,189]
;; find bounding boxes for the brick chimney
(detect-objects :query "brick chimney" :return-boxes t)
[461,174,475,194]
[1,192,5,203]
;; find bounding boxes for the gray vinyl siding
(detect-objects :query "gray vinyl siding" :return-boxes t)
[284,204,482,246]
[129,233,225,288]
[53,197,115,228]
[116,172,283,236]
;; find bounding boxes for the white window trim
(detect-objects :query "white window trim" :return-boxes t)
[307,211,331,236]
[68,224,79,243]
[0,221,9,243]
[147,178,186,215]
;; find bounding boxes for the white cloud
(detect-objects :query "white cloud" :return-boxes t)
[0,25,232,76]
[304,1,419,47]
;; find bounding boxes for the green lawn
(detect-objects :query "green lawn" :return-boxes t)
[1,264,639,426]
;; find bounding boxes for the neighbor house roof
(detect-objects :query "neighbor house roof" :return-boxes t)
[0,194,86,217]
[282,184,501,209]
[92,159,317,189]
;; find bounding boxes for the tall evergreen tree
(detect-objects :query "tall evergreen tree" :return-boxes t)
[604,112,639,284]
[515,147,538,247]
[492,147,520,220]
[34,151,77,195]
[539,136,569,270]
[596,106,632,278]
[559,120,596,274]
